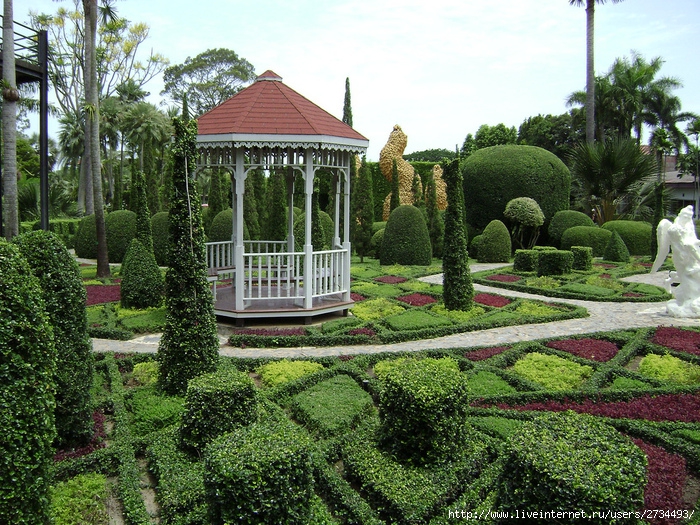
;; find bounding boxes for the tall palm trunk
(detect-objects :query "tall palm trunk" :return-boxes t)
[83,0,110,277]
[585,0,596,144]
[2,0,18,239]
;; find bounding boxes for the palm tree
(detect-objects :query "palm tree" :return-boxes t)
[644,90,697,155]
[569,0,624,144]
[569,137,658,223]
[2,0,18,239]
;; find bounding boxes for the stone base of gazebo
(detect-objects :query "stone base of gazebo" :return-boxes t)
[212,284,353,326]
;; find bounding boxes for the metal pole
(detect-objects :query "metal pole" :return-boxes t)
[39,29,49,230]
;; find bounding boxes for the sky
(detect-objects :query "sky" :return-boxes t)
[18,0,700,161]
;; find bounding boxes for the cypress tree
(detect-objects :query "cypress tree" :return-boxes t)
[265,170,288,241]
[390,158,400,212]
[244,174,261,240]
[311,189,325,250]
[411,172,424,209]
[156,116,219,396]
[251,169,268,230]
[442,158,473,311]
[0,241,56,524]
[353,155,374,261]
[133,170,154,252]
[425,170,444,258]
[342,77,353,127]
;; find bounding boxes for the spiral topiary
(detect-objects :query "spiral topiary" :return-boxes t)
[380,205,432,265]
[477,220,512,263]
[105,209,137,263]
[13,230,93,447]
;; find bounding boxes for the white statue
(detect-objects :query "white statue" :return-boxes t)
[651,205,700,317]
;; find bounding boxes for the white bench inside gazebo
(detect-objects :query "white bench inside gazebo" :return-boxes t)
[197,70,368,323]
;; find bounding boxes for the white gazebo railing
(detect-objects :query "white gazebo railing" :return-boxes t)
[311,248,347,298]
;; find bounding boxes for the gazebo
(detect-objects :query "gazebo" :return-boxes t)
[196,70,369,323]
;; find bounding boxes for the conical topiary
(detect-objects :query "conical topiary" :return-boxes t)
[603,229,630,262]
[380,205,431,266]
[120,238,164,309]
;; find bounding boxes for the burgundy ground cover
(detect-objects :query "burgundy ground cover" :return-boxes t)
[483,393,700,422]
[546,338,619,362]
[348,327,376,337]
[652,326,700,356]
[54,411,107,462]
[397,293,437,306]
[350,293,366,302]
[465,346,509,361]
[474,293,511,308]
[374,275,408,284]
[632,438,687,525]
[485,274,522,283]
[232,327,307,336]
[85,284,121,306]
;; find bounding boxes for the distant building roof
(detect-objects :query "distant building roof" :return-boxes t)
[197,70,368,151]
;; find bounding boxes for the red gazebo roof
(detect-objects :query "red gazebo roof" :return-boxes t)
[197,70,367,144]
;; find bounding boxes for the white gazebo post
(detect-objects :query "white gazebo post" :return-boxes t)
[342,160,352,302]
[303,148,315,309]
[234,148,246,311]
[286,166,296,253]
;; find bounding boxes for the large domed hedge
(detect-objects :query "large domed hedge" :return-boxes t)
[601,220,651,256]
[380,205,432,266]
[462,145,570,229]
[548,210,595,247]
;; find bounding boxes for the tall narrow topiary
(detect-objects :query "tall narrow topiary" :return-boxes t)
[353,155,374,261]
[0,240,56,524]
[425,170,444,258]
[13,230,93,448]
[311,189,325,250]
[132,170,154,253]
[157,116,220,396]
[265,170,288,241]
[243,174,260,240]
[389,158,400,212]
[442,158,473,311]
[120,238,164,309]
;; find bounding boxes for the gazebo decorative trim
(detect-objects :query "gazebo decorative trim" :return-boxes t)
[196,70,368,323]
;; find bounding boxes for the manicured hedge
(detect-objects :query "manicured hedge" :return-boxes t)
[536,249,573,276]
[548,209,595,247]
[602,220,652,256]
[119,239,164,309]
[151,211,170,266]
[604,230,630,262]
[74,214,98,259]
[204,420,314,524]
[499,411,646,522]
[477,220,511,263]
[105,209,137,263]
[179,367,260,452]
[513,249,538,272]
[380,205,432,266]
[379,357,472,464]
[571,245,593,270]
[0,241,56,524]
[462,145,570,230]
[560,226,612,257]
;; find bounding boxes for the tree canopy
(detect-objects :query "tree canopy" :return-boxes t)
[161,48,255,116]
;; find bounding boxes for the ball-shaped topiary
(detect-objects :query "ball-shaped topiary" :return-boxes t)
[477,220,511,263]
[293,210,334,251]
[0,241,56,524]
[208,208,249,243]
[105,209,137,263]
[380,205,432,266]
[120,239,164,309]
[13,230,93,447]
[370,228,385,259]
[74,214,97,259]
[601,220,651,256]
[151,211,170,266]
[548,210,595,247]
[603,230,630,262]
[462,145,570,230]
[560,226,612,257]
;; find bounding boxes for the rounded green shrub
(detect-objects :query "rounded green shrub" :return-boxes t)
[0,240,56,524]
[13,230,93,447]
[477,220,511,263]
[74,214,97,259]
[151,211,170,266]
[208,208,249,243]
[370,228,385,259]
[503,197,545,249]
[380,205,432,266]
[548,210,595,247]
[462,145,570,229]
[293,210,334,250]
[120,239,164,309]
[500,411,646,521]
[560,226,612,257]
[601,220,652,256]
[105,209,137,263]
[603,230,630,262]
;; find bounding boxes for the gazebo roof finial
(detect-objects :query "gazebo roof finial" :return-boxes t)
[256,70,283,82]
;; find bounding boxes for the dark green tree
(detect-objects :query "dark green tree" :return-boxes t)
[265,170,288,241]
[403,148,457,162]
[204,169,227,235]
[353,155,374,261]
[474,123,517,149]
[161,48,255,116]
[311,190,325,250]
[243,174,261,240]
[411,173,424,211]
[425,170,444,258]
[156,116,219,396]
[250,169,268,230]
[0,240,56,524]
[442,159,473,311]
[132,170,154,252]
[390,158,400,212]
[343,77,353,127]
[13,230,92,448]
